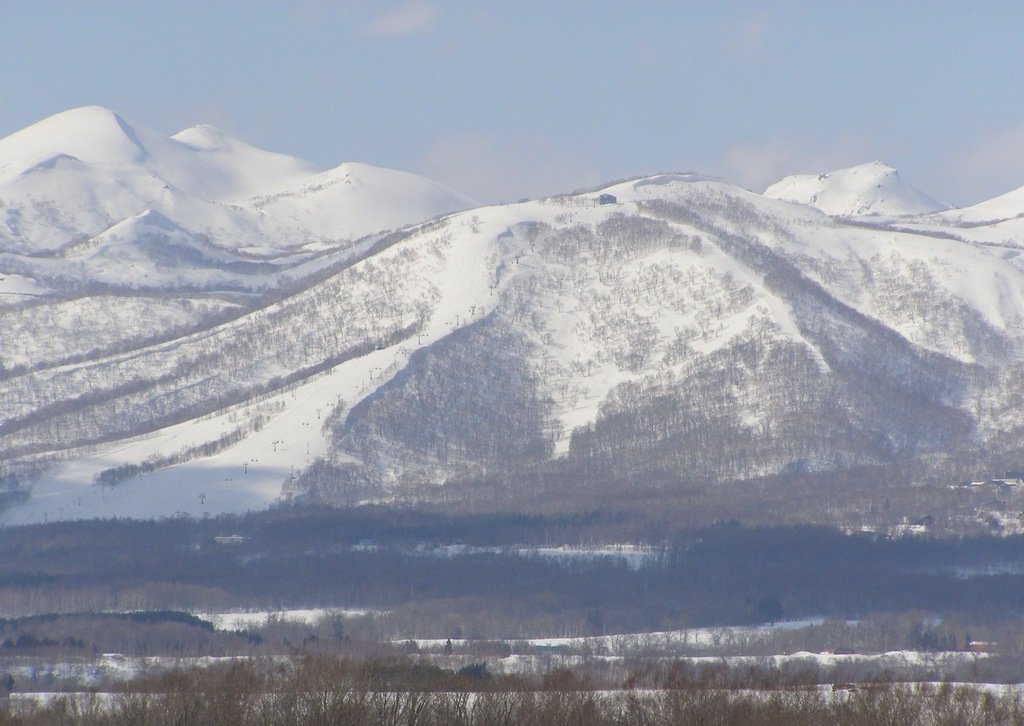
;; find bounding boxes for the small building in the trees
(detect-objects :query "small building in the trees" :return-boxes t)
[214,534,246,545]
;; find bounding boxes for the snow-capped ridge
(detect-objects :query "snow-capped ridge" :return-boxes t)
[939,184,1024,226]
[55,208,202,259]
[111,208,188,235]
[0,106,478,255]
[247,160,479,240]
[167,124,318,200]
[284,160,476,203]
[634,172,723,187]
[584,172,722,201]
[764,161,946,217]
[573,172,726,201]
[172,124,243,151]
[0,106,151,182]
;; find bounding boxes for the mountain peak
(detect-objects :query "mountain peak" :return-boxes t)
[0,106,478,253]
[0,106,149,179]
[763,161,945,217]
[171,124,237,151]
[32,105,131,131]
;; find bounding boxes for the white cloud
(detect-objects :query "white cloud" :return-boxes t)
[176,99,232,133]
[734,9,773,55]
[942,124,1024,204]
[414,133,603,203]
[366,0,437,38]
[711,135,877,192]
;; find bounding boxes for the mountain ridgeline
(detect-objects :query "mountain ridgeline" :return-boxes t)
[3,109,1024,526]
[305,188,989,507]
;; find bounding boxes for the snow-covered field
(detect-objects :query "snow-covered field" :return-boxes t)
[0,273,51,303]
[405,619,829,653]
[194,607,383,631]
[393,542,661,571]
[475,649,988,677]
[0,653,271,691]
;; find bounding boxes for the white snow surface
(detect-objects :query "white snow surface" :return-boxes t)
[1,344,411,524]
[939,184,1024,225]
[408,619,829,652]
[406,619,986,677]
[249,161,478,244]
[764,161,946,217]
[0,273,50,303]
[194,607,381,631]
[0,106,477,258]
[479,650,986,677]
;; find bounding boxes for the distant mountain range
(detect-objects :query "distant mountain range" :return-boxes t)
[0,106,476,292]
[4,107,1024,528]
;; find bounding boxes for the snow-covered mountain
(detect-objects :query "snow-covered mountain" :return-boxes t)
[5,129,1024,526]
[946,186,1024,224]
[925,183,1024,249]
[0,107,477,300]
[764,161,946,217]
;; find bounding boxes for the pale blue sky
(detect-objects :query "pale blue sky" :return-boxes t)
[3,2,1023,205]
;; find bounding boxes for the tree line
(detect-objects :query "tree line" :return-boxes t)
[4,655,1023,725]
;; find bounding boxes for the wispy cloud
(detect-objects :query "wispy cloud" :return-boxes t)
[942,124,1024,205]
[365,0,437,38]
[712,135,877,192]
[734,9,773,54]
[415,133,603,203]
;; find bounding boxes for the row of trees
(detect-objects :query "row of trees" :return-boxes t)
[6,512,1024,635]
[6,656,1023,725]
